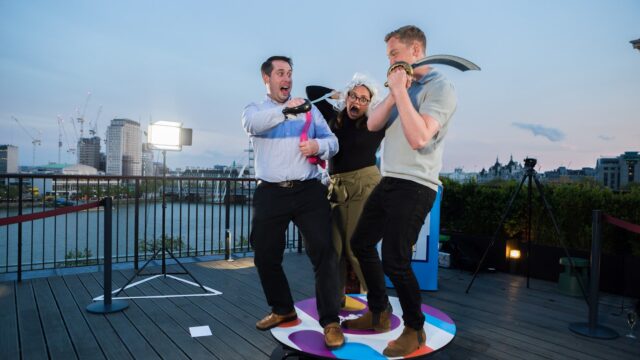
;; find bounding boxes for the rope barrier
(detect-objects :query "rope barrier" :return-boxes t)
[0,201,100,226]
[602,214,640,235]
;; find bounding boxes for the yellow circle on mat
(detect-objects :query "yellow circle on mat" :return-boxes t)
[343,295,367,311]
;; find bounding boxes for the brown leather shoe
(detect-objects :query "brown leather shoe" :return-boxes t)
[383,326,426,357]
[341,303,392,332]
[323,322,345,348]
[255,310,297,331]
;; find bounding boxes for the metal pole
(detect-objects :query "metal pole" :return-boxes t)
[17,177,23,282]
[568,210,617,338]
[104,197,113,305]
[86,197,128,314]
[134,179,140,270]
[225,180,231,261]
[588,210,602,330]
[162,151,167,275]
[526,171,532,288]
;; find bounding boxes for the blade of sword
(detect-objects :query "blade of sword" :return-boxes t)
[310,92,334,104]
[413,54,481,71]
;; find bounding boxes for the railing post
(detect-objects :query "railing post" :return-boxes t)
[297,230,302,254]
[17,177,23,282]
[225,180,232,261]
[87,197,128,314]
[568,210,618,339]
[134,179,140,270]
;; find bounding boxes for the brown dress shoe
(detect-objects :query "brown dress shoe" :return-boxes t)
[383,326,426,357]
[341,303,392,332]
[255,310,297,331]
[323,322,345,348]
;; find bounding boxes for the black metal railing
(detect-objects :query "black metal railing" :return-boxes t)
[0,174,302,278]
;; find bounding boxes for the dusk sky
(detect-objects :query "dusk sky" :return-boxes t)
[1,0,638,172]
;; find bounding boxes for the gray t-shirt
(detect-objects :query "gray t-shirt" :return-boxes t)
[381,69,457,191]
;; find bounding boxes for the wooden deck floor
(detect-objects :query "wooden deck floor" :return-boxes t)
[1,253,638,359]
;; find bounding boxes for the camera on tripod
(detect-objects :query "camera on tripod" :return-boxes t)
[524,157,537,170]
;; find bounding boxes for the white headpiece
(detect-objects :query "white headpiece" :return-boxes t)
[334,72,381,114]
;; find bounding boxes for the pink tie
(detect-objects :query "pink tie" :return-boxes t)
[300,111,326,169]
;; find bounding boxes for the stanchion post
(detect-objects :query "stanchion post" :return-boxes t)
[17,177,23,282]
[134,179,140,270]
[87,197,129,314]
[104,196,113,305]
[225,179,232,261]
[568,210,618,338]
[588,209,603,331]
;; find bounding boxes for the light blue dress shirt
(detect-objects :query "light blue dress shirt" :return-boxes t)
[242,95,339,182]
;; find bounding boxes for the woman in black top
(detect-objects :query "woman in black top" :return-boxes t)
[306,74,385,306]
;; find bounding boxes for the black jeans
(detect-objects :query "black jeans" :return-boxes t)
[250,179,340,327]
[351,177,436,330]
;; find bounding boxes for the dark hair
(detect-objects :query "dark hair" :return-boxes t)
[384,25,427,51]
[261,56,292,76]
[332,85,372,130]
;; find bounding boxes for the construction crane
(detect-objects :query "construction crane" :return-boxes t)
[57,115,76,157]
[89,105,102,136]
[12,116,42,166]
[68,114,79,141]
[76,91,92,139]
[57,116,63,164]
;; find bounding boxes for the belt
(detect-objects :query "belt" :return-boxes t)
[257,179,316,188]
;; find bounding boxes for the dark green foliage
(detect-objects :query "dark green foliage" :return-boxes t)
[440,178,640,256]
[62,248,97,267]
[138,235,191,253]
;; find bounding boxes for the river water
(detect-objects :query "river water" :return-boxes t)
[0,201,270,270]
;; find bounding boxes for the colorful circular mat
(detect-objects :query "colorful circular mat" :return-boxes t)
[270,295,456,359]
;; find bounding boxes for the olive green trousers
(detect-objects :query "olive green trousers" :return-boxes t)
[328,165,381,296]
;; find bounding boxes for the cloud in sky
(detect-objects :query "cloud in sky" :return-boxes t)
[598,135,614,141]
[512,122,566,142]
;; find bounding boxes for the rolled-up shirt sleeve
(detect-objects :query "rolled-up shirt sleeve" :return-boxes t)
[242,103,285,135]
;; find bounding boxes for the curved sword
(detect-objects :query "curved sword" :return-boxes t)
[413,54,481,71]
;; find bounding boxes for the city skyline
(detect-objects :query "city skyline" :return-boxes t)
[1,1,639,172]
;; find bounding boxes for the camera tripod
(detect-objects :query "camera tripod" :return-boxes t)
[115,150,207,297]
[465,158,587,300]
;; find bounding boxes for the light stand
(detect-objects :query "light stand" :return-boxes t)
[465,158,588,300]
[115,121,206,296]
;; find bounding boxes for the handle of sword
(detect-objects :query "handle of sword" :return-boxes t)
[384,61,413,87]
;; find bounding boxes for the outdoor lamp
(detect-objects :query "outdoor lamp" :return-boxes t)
[147,121,192,151]
[509,249,521,259]
[142,120,200,282]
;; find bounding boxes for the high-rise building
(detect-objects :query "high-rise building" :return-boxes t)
[0,145,19,173]
[142,143,155,176]
[77,136,101,170]
[99,152,106,172]
[106,119,142,176]
[596,151,640,190]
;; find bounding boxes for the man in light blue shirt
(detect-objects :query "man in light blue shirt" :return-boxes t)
[241,55,344,349]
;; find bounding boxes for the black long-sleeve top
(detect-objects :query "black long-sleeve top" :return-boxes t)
[306,85,385,175]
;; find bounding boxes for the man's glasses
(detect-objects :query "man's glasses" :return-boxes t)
[347,92,371,106]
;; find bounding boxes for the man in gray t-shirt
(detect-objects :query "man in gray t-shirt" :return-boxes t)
[342,25,457,357]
